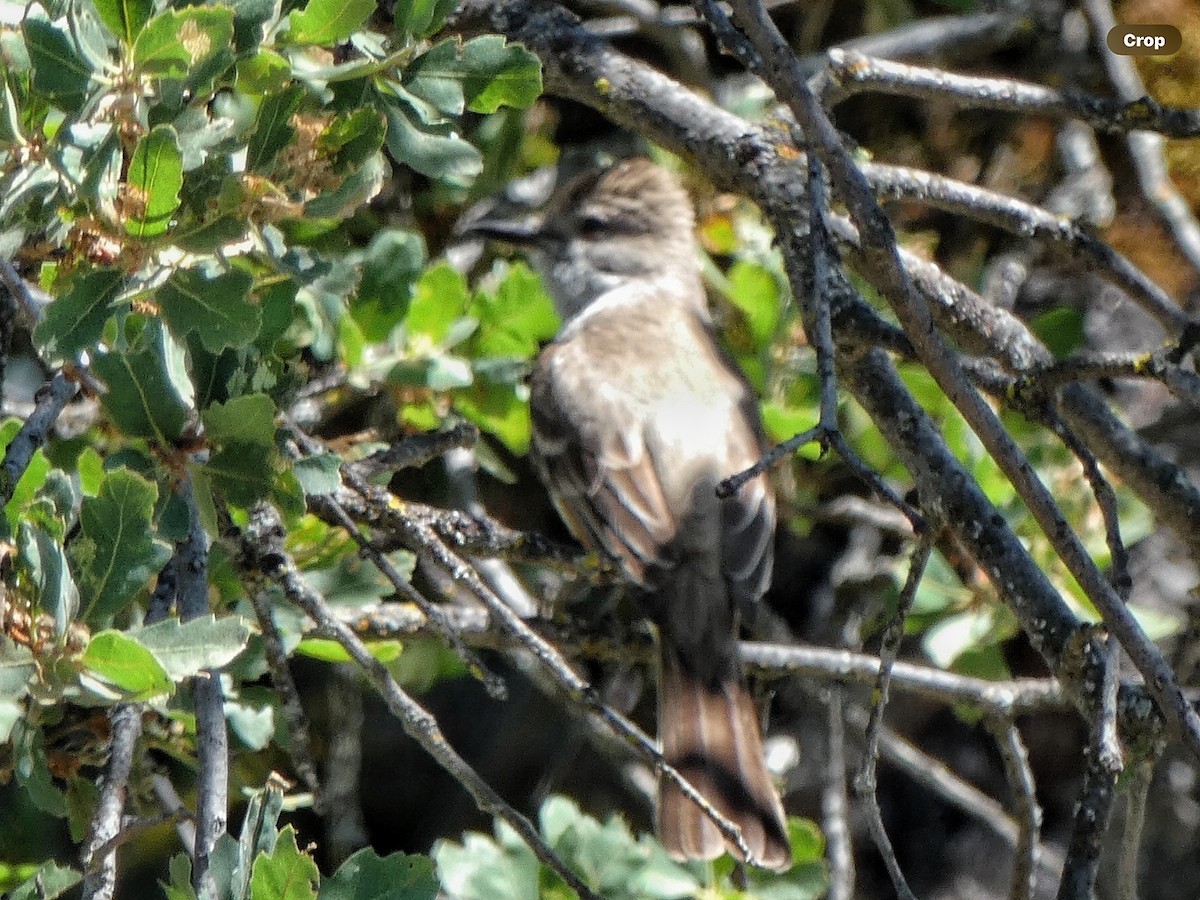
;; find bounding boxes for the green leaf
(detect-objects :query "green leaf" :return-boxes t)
[205,441,275,506]
[1030,307,1084,359]
[726,260,780,349]
[157,268,260,352]
[249,826,319,900]
[66,775,101,842]
[94,346,191,444]
[74,469,172,624]
[237,49,293,97]
[13,725,67,815]
[6,862,81,900]
[0,636,36,700]
[93,0,153,45]
[239,779,286,875]
[352,230,426,341]
[382,97,482,183]
[34,268,124,359]
[454,383,529,454]
[247,85,305,173]
[125,125,184,238]
[202,393,276,448]
[434,831,538,900]
[132,7,235,80]
[320,849,437,900]
[292,453,341,496]
[742,818,829,898]
[20,523,79,637]
[81,630,173,697]
[406,262,469,343]
[392,0,457,38]
[469,262,558,358]
[320,108,387,171]
[23,18,92,112]
[131,614,251,680]
[286,0,374,45]
[404,37,540,117]
[227,693,276,749]
[295,638,401,663]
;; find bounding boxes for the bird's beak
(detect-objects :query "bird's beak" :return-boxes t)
[460,219,543,247]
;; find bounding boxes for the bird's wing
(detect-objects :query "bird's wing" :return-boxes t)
[529,344,677,586]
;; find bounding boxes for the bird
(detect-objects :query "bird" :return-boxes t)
[468,158,791,870]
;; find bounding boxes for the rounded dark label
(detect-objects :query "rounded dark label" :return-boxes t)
[1106,24,1182,55]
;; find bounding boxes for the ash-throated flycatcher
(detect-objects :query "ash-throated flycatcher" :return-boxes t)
[471,159,790,870]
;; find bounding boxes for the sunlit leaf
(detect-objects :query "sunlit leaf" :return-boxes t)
[286,0,374,45]
[157,268,260,352]
[81,630,173,697]
[125,126,183,238]
[131,614,252,680]
[132,7,235,80]
[319,848,437,900]
[23,19,92,112]
[93,0,153,45]
[34,269,124,360]
[74,469,172,624]
[249,826,318,900]
[94,346,191,444]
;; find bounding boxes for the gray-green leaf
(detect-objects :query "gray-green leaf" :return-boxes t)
[74,469,172,624]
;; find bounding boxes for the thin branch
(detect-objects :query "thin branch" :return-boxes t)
[0,257,50,323]
[822,688,854,900]
[0,372,77,504]
[151,772,196,853]
[845,705,1065,881]
[986,718,1041,900]
[178,481,225,898]
[852,540,930,900]
[247,588,323,807]
[346,421,479,480]
[235,503,602,900]
[86,810,190,869]
[80,704,143,900]
[816,50,1200,139]
[334,488,604,577]
[859,161,1188,333]
[332,469,764,867]
[1118,758,1155,900]
[322,664,369,864]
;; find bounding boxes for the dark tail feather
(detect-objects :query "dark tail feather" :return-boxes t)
[657,646,791,871]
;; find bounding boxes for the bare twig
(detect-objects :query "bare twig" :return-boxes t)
[986,718,1041,900]
[177,482,225,897]
[0,372,77,503]
[346,422,479,480]
[80,704,143,900]
[236,503,602,900]
[1118,757,1155,900]
[851,540,930,900]
[845,706,1065,880]
[247,588,323,806]
[822,689,854,900]
[322,664,369,864]
[817,50,1200,139]
[859,162,1187,333]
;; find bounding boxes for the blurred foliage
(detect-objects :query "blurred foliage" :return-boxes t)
[435,796,829,900]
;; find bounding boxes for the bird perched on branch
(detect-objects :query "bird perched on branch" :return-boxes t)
[469,158,791,870]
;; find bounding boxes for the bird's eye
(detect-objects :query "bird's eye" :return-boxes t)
[579,214,607,236]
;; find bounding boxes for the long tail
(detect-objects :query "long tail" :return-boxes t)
[657,644,791,871]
